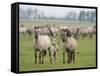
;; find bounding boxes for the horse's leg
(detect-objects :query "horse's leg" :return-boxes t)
[48,48,52,64]
[52,51,56,64]
[50,50,54,64]
[50,53,54,64]
[35,50,37,64]
[68,52,72,64]
[41,52,43,64]
[42,50,46,64]
[54,51,56,64]
[72,51,75,63]
[48,49,51,63]
[66,48,71,64]
[39,51,42,64]
[39,52,41,64]
[63,49,65,64]
[70,51,73,63]
[51,53,54,64]
[67,52,70,64]
[49,54,52,64]
[89,33,93,39]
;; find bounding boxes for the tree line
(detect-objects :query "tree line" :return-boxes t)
[20,8,96,22]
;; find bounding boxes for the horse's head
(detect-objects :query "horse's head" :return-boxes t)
[66,29,72,37]
[34,26,40,39]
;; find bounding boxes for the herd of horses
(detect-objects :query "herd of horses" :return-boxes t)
[19,24,96,64]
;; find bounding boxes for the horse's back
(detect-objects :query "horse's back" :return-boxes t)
[37,35,51,50]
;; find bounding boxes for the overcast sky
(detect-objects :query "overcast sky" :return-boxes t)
[20,5,96,18]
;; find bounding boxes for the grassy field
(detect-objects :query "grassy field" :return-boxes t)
[19,20,96,72]
[19,19,95,27]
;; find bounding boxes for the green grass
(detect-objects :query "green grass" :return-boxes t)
[19,20,96,71]
[19,34,96,71]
